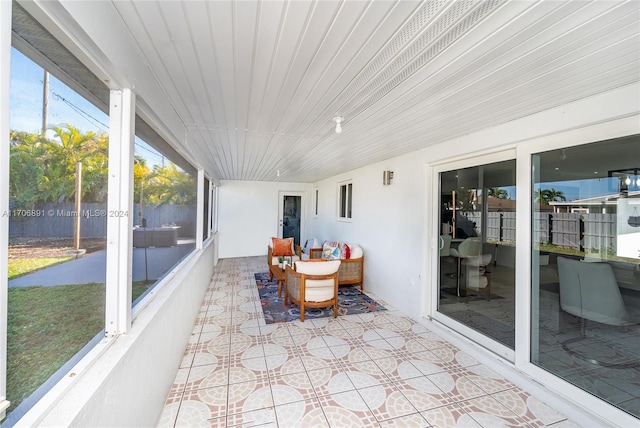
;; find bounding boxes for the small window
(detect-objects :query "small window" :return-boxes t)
[338,181,352,220]
[314,188,319,217]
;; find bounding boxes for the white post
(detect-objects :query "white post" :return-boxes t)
[196,170,204,249]
[105,89,135,336]
[0,0,12,418]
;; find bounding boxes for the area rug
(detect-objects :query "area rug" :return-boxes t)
[254,272,386,324]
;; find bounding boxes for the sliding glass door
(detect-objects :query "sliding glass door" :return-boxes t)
[434,153,516,358]
[531,135,640,419]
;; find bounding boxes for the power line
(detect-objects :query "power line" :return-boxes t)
[51,91,109,132]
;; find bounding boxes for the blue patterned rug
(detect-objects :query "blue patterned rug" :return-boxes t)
[254,272,386,324]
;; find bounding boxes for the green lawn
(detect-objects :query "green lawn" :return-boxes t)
[6,281,150,414]
[8,257,72,279]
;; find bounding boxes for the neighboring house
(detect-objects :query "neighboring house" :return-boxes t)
[550,190,640,214]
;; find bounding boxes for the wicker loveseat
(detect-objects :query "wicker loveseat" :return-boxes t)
[309,242,364,292]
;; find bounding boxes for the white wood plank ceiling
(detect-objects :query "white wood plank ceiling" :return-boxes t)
[19,0,640,183]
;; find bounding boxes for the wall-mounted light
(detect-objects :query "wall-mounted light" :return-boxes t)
[609,168,640,194]
[383,170,394,185]
[333,116,344,134]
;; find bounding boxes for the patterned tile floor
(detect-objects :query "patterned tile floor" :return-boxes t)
[157,257,579,427]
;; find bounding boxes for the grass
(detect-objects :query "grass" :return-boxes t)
[8,257,73,280]
[6,280,151,415]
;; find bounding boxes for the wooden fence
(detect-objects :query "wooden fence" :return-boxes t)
[458,211,617,252]
[8,202,196,239]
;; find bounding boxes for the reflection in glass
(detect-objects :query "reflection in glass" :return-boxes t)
[531,135,640,419]
[438,160,516,348]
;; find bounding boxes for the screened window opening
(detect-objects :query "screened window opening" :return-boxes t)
[132,138,197,308]
[6,46,110,419]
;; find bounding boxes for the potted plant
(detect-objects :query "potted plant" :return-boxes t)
[278,255,284,270]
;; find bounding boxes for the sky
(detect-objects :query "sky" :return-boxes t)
[10,47,165,166]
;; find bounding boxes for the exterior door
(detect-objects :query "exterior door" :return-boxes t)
[431,150,516,361]
[278,191,304,247]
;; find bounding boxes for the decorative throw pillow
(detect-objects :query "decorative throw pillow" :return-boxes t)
[322,241,340,260]
[272,237,294,256]
[349,244,363,259]
[340,242,351,259]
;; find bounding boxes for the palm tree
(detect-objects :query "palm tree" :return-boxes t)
[39,124,106,203]
[534,187,566,205]
[487,187,509,199]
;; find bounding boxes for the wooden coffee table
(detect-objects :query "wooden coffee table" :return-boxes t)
[269,264,287,298]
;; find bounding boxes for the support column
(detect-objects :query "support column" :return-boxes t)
[105,89,135,336]
[196,170,204,250]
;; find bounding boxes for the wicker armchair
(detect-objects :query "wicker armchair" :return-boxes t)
[309,248,364,292]
[285,260,341,322]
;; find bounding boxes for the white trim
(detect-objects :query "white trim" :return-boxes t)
[196,170,204,250]
[423,163,437,320]
[207,178,213,239]
[514,142,532,369]
[313,187,319,218]
[213,183,219,233]
[277,191,306,245]
[105,88,135,336]
[0,0,12,419]
[336,180,353,221]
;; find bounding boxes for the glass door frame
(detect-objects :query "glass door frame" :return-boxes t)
[429,149,516,362]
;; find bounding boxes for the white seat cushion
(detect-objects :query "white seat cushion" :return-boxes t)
[295,260,341,275]
[293,260,341,302]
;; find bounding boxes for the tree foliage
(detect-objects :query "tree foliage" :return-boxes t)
[534,188,567,205]
[487,187,509,199]
[145,163,196,205]
[9,126,196,209]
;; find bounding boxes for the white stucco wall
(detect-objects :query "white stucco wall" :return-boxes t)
[218,180,313,258]
[311,153,428,320]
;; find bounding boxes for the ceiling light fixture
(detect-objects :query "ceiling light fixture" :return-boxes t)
[333,116,344,134]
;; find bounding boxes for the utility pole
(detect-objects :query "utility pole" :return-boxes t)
[74,161,82,252]
[42,70,49,136]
